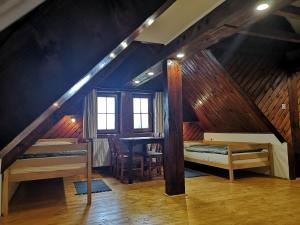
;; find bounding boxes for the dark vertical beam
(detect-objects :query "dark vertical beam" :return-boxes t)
[163,59,185,195]
[287,72,300,179]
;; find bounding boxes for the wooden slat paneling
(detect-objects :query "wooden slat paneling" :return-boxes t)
[215,50,292,143]
[183,122,203,141]
[182,51,270,133]
[43,115,83,139]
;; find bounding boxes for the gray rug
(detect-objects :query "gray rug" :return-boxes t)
[185,168,208,178]
[74,180,111,195]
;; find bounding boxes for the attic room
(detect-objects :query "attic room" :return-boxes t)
[1,0,300,224]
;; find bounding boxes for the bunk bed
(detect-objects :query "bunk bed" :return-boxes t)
[184,140,273,181]
[1,138,92,216]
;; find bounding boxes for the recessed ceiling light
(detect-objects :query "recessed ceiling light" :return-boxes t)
[134,80,141,84]
[176,53,185,59]
[147,72,154,76]
[53,102,59,107]
[71,118,76,123]
[121,41,128,49]
[109,52,116,58]
[256,3,269,11]
[146,18,154,26]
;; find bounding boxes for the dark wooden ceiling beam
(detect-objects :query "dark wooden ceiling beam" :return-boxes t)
[132,0,295,86]
[274,5,300,20]
[238,27,300,43]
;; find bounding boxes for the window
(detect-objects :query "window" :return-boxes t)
[97,95,117,132]
[133,96,152,131]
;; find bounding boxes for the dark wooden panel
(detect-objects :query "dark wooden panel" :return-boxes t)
[43,115,83,140]
[213,45,292,143]
[182,51,270,133]
[183,122,203,141]
[163,60,185,195]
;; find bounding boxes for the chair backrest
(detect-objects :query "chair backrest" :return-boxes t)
[149,133,162,152]
[111,136,127,155]
[107,135,117,155]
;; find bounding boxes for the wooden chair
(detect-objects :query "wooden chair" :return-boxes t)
[146,133,163,179]
[112,137,144,183]
[107,135,118,177]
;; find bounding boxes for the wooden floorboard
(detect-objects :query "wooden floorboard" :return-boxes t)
[2,172,300,225]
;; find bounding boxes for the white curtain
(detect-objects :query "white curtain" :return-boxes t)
[154,92,164,135]
[83,89,110,167]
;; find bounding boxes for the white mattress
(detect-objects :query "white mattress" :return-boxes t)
[184,149,268,165]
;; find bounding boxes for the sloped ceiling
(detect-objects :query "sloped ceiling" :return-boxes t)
[0,0,170,151]
[285,0,300,33]
[0,0,45,31]
[135,0,225,45]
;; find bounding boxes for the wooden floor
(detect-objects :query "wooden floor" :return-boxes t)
[2,172,300,225]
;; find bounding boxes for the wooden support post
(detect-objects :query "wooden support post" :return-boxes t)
[87,141,92,205]
[163,59,185,196]
[2,170,9,216]
[287,72,300,179]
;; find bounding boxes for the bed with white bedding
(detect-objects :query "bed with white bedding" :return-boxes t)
[184,140,272,181]
[1,138,92,216]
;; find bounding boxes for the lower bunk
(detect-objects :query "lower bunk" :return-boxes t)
[1,138,92,216]
[184,140,273,181]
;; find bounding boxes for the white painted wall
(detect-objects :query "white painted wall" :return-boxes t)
[204,133,290,179]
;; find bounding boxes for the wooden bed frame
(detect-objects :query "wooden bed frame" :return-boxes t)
[1,138,92,216]
[184,140,273,181]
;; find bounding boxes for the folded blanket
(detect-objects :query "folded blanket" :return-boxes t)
[19,150,87,159]
[185,144,262,155]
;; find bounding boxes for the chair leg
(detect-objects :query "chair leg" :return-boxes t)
[120,160,124,183]
[148,157,152,179]
[140,158,144,179]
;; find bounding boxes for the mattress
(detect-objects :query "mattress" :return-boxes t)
[184,149,268,165]
[33,141,73,146]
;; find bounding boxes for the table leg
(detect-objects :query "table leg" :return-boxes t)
[128,143,133,184]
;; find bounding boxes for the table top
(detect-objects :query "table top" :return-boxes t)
[119,136,164,144]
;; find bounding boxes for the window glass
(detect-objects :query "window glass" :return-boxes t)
[133,97,150,130]
[133,98,141,114]
[141,98,148,113]
[97,96,116,131]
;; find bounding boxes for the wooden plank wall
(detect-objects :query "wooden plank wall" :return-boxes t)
[213,49,292,143]
[183,122,203,141]
[181,51,270,133]
[42,115,83,139]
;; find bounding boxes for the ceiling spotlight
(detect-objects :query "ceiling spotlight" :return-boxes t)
[121,41,128,49]
[176,53,185,59]
[134,80,141,84]
[167,60,173,66]
[53,102,59,107]
[146,18,154,26]
[147,72,154,76]
[71,118,76,123]
[109,52,116,58]
[256,3,269,11]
